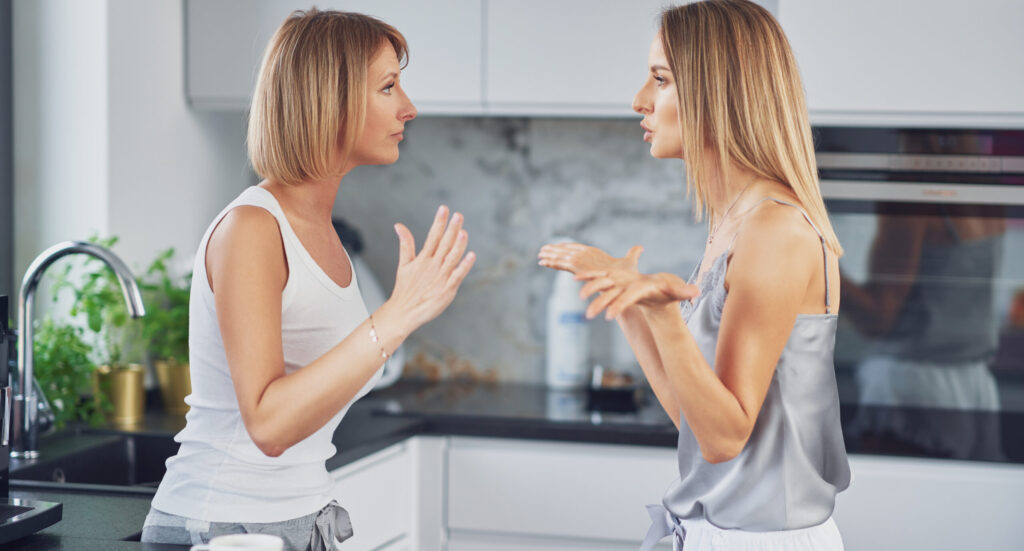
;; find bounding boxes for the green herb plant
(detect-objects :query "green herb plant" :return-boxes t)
[50,235,143,369]
[139,247,190,365]
[32,317,110,428]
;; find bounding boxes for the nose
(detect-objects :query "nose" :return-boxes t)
[397,85,417,122]
[632,84,652,115]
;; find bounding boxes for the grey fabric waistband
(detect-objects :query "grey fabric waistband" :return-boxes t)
[639,504,684,551]
[311,500,354,551]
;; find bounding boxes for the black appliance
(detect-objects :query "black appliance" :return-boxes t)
[814,127,1024,464]
[0,295,62,544]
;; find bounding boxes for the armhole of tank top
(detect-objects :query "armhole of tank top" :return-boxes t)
[200,203,293,301]
[726,197,833,314]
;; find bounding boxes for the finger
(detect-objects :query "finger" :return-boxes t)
[580,277,614,300]
[394,223,415,266]
[573,268,602,280]
[606,284,650,320]
[626,245,644,265]
[537,246,573,262]
[421,205,449,257]
[447,251,477,288]
[443,229,469,271]
[435,211,464,261]
[586,287,624,320]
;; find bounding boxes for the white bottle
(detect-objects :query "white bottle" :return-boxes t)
[546,267,590,389]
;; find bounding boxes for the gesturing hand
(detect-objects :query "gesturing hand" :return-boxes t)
[389,205,476,333]
[537,242,644,275]
[575,269,699,320]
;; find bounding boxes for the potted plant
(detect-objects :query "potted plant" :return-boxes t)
[51,235,146,426]
[32,317,110,429]
[139,247,192,415]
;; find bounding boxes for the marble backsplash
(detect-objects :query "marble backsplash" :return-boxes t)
[336,117,707,383]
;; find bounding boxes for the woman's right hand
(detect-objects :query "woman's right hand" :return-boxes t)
[537,242,644,275]
[385,205,476,335]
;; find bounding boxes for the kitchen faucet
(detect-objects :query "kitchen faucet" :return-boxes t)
[10,241,145,458]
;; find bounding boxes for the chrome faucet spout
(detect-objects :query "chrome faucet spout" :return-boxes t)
[11,241,146,458]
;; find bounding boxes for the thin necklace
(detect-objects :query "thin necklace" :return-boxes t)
[707,177,757,245]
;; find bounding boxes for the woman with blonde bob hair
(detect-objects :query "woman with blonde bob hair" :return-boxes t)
[143,9,475,549]
[540,1,849,549]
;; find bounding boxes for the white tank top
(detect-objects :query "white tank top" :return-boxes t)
[151,186,383,523]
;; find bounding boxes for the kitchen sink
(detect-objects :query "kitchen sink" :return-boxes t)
[9,429,179,487]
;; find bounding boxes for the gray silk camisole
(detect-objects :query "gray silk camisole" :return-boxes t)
[641,199,851,550]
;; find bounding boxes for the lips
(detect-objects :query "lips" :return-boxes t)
[641,121,652,142]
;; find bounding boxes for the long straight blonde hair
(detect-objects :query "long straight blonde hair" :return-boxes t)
[247,9,407,186]
[661,0,842,255]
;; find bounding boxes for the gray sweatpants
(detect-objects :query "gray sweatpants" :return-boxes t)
[141,500,353,551]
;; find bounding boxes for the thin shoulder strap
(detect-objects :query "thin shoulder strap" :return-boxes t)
[728,197,832,314]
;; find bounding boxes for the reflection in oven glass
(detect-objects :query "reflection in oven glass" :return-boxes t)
[833,202,1023,461]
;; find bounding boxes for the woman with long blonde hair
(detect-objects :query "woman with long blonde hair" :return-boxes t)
[539,1,849,549]
[143,9,475,549]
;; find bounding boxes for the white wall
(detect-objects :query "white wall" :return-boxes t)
[106,0,252,275]
[13,0,109,283]
[13,0,253,297]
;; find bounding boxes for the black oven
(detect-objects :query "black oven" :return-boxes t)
[815,127,1024,464]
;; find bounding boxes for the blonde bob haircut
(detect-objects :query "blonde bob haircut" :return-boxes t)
[661,0,842,255]
[247,8,408,185]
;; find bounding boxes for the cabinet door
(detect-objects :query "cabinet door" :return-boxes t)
[186,0,482,113]
[484,0,665,116]
[330,442,412,551]
[446,437,678,543]
[778,0,1024,126]
[448,532,672,551]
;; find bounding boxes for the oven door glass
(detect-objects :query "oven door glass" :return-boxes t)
[830,199,1024,464]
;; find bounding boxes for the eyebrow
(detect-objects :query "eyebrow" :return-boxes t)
[650,65,670,73]
[378,71,399,83]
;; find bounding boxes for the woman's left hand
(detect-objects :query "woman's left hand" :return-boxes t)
[576,269,699,320]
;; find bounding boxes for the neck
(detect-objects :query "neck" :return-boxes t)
[706,162,761,222]
[260,175,342,224]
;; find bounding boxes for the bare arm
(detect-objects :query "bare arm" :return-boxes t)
[583,207,822,463]
[616,308,682,428]
[209,205,474,457]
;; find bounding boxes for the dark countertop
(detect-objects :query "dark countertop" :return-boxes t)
[8,378,1022,549]
[6,482,181,550]
[369,380,678,447]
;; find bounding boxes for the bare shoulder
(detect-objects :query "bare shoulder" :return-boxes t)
[206,206,287,290]
[726,200,822,291]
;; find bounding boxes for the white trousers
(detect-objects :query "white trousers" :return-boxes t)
[673,516,844,551]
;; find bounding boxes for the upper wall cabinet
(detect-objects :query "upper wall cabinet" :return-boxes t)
[777,0,1024,128]
[185,0,668,117]
[185,0,483,113]
[484,0,665,117]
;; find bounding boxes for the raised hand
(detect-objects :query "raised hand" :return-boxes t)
[575,269,698,320]
[537,242,644,275]
[388,205,476,333]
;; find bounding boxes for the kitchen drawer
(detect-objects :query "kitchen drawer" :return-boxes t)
[446,436,677,543]
[330,442,412,551]
[448,531,672,551]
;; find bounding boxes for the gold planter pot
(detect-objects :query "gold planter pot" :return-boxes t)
[93,363,146,426]
[155,359,191,416]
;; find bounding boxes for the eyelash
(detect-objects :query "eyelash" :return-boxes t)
[382,82,395,95]
[654,75,667,87]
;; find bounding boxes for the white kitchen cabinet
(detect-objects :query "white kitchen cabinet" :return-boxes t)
[483,0,665,117]
[777,0,1024,127]
[446,436,676,549]
[185,0,483,113]
[834,455,1024,551]
[330,442,413,551]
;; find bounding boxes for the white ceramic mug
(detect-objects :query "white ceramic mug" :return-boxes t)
[189,533,284,551]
